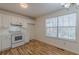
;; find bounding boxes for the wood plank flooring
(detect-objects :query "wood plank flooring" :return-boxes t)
[0,40,77,55]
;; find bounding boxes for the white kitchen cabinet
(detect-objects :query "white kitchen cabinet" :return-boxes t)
[2,35,11,51]
[0,31,11,51]
[21,18,27,28]
[17,17,22,24]
[0,38,1,51]
[17,17,26,26]
[11,16,18,24]
[1,14,11,28]
[0,14,2,28]
[16,17,27,28]
[23,19,27,28]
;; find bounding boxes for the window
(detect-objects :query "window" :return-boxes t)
[58,13,76,40]
[46,17,57,37]
[46,13,76,40]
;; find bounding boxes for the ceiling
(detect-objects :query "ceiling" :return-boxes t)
[0,3,63,18]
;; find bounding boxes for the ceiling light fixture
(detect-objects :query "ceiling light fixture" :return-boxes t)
[20,3,28,8]
[61,3,79,8]
[61,3,71,8]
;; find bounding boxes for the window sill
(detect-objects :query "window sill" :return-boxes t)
[45,36,77,43]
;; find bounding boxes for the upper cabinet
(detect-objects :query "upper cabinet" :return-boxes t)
[0,13,35,29]
[17,17,23,25]
[0,14,13,28]
[0,14,2,28]
[21,18,27,28]
[11,16,18,24]
[2,14,11,28]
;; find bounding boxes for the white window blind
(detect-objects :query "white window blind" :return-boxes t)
[46,13,76,40]
[46,17,57,37]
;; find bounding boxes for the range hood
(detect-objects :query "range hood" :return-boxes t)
[11,24,22,27]
[9,24,23,32]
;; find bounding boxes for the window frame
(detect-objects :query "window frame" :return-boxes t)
[46,17,58,37]
[46,13,77,41]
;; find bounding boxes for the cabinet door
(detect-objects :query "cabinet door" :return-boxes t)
[0,37,1,51]
[2,14,10,28]
[17,17,22,24]
[22,18,27,28]
[17,17,27,28]
[1,35,11,51]
[11,16,18,24]
[0,14,2,28]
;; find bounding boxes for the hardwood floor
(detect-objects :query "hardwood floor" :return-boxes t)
[0,39,77,55]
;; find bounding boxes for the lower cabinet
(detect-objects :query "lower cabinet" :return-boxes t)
[0,38,1,51]
[0,34,11,51]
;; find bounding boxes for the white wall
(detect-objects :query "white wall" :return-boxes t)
[35,8,79,54]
